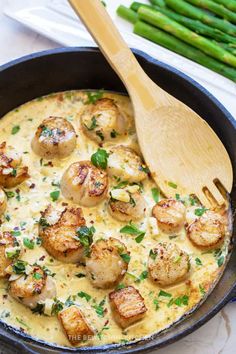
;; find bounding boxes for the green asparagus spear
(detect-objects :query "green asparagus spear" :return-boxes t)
[138,7,236,68]
[165,0,236,36]
[185,0,236,24]
[116,5,138,24]
[149,0,166,7]
[213,0,236,12]
[131,2,236,44]
[216,42,236,56]
[133,21,236,81]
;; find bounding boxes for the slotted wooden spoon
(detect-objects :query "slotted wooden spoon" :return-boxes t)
[68,0,233,208]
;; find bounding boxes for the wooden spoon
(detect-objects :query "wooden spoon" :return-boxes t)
[68,0,233,208]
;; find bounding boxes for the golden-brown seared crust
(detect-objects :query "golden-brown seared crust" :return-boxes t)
[61,161,108,207]
[148,242,190,286]
[108,192,146,222]
[0,231,16,277]
[109,286,147,328]
[39,205,86,263]
[0,142,29,188]
[187,210,225,249]
[81,98,125,143]
[86,238,129,289]
[9,265,56,309]
[31,116,76,159]
[0,187,7,216]
[58,305,94,345]
[152,198,186,233]
[107,145,147,183]
[9,266,46,298]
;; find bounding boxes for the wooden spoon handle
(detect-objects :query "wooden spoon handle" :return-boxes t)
[68,0,161,109]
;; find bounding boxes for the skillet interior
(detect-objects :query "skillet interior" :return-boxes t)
[0,47,235,354]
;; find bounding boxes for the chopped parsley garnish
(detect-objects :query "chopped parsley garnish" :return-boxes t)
[97,326,109,340]
[42,265,55,277]
[135,270,148,283]
[151,187,160,203]
[91,148,109,170]
[6,248,20,259]
[199,284,206,295]
[51,180,60,188]
[168,181,177,189]
[110,129,118,138]
[65,296,75,307]
[158,290,172,298]
[50,190,60,202]
[76,226,95,256]
[120,222,145,243]
[11,230,21,237]
[5,191,15,199]
[139,165,150,174]
[16,317,30,329]
[39,217,49,229]
[33,272,42,280]
[195,257,202,266]
[113,181,128,189]
[168,295,189,307]
[78,291,91,302]
[217,255,225,267]
[11,169,17,177]
[84,116,98,131]
[23,238,35,250]
[153,298,159,310]
[149,249,157,260]
[75,273,86,278]
[12,260,27,274]
[96,130,104,141]
[5,214,11,221]
[169,235,178,240]
[120,253,131,264]
[11,125,20,135]
[92,298,106,317]
[16,190,21,201]
[116,283,125,290]
[51,299,64,315]
[85,91,103,104]
[194,207,207,217]
[40,125,53,137]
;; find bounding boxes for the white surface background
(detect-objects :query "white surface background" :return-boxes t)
[0,0,235,353]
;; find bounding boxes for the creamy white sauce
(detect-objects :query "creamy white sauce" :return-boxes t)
[0,91,230,348]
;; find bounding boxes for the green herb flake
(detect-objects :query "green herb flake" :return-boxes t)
[194,207,207,217]
[11,230,21,237]
[120,222,145,244]
[23,237,35,250]
[217,255,225,267]
[12,260,28,275]
[199,284,206,295]
[135,270,148,283]
[85,91,103,104]
[153,298,159,310]
[91,148,109,169]
[151,187,160,203]
[16,317,30,329]
[120,253,131,264]
[149,249,157,260]
[51,299,64,315]
[78,291,92,302]
[33,272,42,280]
[75,273,86,278]
[92,299,106,317]
[158,290,172,298]
[84,116,98,131]
[5,191,15,199]
[110,129,118,138]
[116,283,125,290]
[168,181,177,189]
[195,257,202,266]
[11,125,20,135]
[50,190,60,202]
[76,226,95,256]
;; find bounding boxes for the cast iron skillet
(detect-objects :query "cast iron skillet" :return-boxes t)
[0,47,235,354]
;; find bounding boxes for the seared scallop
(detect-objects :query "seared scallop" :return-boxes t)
[86,238,129,289]
[187,210,225,249]
[61,161,108,207]
[0,142,29,188]
[81,98,125,143]
[108,188,146,222]
[39,204,86,263]
[148,242,190,286]
[0,187,7,216]
[109,286,147,328]
[9,264,56,309]
[31,116,76,159]
[107,145,147,183]
[152,198,186,233]
[0,232,21,277]
[59,305,94,345]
